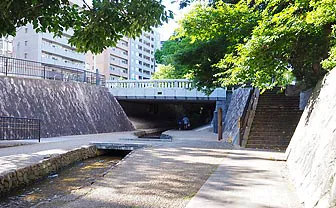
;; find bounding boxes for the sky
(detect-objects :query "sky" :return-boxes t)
[156,0,193,41]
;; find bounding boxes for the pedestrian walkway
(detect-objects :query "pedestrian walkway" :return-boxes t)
[186,149,302,208]
[0,130,301,207]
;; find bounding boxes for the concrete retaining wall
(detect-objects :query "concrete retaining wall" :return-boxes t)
[286,68,336,208]
[0,145,102,196]
[0,77,134,138]
[222,88,252,145]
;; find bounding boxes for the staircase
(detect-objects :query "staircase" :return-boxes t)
[246,91,303,150]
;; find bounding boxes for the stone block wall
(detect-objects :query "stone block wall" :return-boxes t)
[0,145,102,196]
[0,77,134,138]
[286,68,336,208]
[222,88,252,144]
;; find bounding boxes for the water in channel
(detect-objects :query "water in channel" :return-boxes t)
[0,155,122,208]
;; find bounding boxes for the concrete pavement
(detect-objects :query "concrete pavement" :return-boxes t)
[0,130,301,207]
[185,149,302,208]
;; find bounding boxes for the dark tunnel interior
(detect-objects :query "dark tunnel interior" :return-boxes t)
[118,100,216,130]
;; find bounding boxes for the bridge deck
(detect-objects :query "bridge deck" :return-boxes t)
[107,79,226,101]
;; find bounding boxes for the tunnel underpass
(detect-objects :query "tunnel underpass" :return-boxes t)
[118,100,216,130]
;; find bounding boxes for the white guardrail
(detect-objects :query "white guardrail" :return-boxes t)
[106,79,226,101]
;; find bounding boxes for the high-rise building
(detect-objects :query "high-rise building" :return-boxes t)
[86,37,130,80]
[128,30,160,80]
[13,24,86,69]
[88,30,160,80]
[0,36,13,57]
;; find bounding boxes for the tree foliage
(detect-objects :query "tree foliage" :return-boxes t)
[158,0,336,91]
[151,64,183,79]
[0,0,171,53]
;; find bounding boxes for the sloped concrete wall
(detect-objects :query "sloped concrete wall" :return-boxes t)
[222,88,252,144]
[286,68,336,208]
[0,77,134,138]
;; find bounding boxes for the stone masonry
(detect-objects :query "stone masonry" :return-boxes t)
[286,68,336,208]
[0,145,101,196]
[0,76,134,138]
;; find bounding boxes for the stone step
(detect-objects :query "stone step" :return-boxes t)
[256,105,300,109]
[257,106,300,109]
[253,119,301,122]
[248,136,292,141]
[258,96,299,99]
[248,131,294,136]
[251,122,300,126]
[247,140,291,145]
[258,98,299,101]
[246,144,288,150]
[258,99,299,103]
[253,115,301,119]
[246,90,300,150]
[250,124,298,128]
[257,105,299,108]
[254,111,303,114]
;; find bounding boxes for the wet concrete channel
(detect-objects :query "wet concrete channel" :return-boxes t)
[0,130,170,207]
[0,150,130,208]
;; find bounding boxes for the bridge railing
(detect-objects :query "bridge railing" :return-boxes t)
[107,79,194,89]
[107,79,226,101]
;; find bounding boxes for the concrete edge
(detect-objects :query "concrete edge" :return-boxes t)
[0,145,102,197]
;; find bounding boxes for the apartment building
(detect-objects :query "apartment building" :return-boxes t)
[13,24,86,69]
[89,30,160,81]
[129,30,160,80]
[0,36,13,57]
[87,37,130,80]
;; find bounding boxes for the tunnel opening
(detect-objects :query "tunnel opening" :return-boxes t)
[118,100,216,130]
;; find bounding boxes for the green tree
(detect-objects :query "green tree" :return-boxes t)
[0,0,171,53]
[151,64,184,79]
[219,0,332,90]
[161,0,336,91]
[155,1,259,91]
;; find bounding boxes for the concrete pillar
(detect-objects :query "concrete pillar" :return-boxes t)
[218,108,223,141]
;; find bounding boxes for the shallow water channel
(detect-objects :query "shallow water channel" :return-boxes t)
[0,153,126,208]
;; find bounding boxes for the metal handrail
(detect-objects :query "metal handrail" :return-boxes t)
[0,55,106,86]
[239,88,260,146]
[0,116,41,142]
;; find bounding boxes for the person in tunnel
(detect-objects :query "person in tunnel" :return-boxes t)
[182,115,190,130]
[178,118,183,130]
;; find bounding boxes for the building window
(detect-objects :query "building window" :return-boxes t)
[25,28,28,33]
[24,53,28,59]
[121,41,128,47]
[24,41,28,46]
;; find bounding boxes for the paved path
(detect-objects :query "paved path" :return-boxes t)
[186,149,302,208]
[0,130,301,208]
